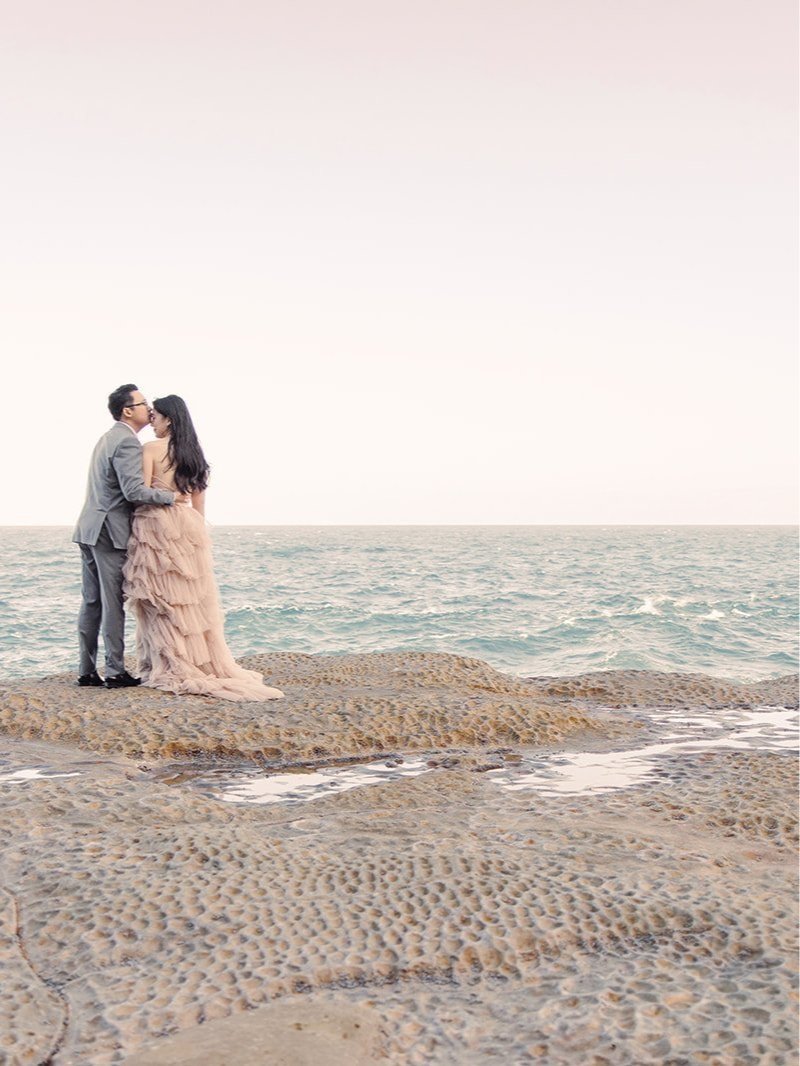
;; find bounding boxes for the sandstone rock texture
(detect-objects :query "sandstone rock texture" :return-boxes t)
[0,654,796,1064]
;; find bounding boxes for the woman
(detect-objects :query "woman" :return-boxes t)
[123,395,283,702]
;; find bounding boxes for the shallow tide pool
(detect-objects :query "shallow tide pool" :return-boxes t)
[163,705,799,805]
[1,706,796,805]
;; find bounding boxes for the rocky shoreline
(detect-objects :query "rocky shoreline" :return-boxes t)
[1,654,797,1064]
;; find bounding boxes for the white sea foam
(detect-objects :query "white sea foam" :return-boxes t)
[633,597,662,615]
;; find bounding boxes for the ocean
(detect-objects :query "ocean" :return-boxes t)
[0,525,796,683]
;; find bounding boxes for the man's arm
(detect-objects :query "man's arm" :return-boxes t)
[112,435,175,506]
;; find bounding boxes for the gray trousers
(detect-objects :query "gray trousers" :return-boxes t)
[78,524,127,677]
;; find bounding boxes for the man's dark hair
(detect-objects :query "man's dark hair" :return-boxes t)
[108,383,138,421]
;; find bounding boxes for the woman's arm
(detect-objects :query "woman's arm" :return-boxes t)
[191,489,206,517]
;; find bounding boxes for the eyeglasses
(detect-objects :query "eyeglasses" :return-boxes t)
[127,401,150,409]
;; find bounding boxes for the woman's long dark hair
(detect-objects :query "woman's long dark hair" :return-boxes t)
[152,395,210,494]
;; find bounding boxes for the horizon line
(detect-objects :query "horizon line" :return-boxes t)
[1,522,797,530]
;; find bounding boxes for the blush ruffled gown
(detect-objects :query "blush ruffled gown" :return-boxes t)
[123,492,283,702]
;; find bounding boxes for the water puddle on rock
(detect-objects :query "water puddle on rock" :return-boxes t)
[215,757,430,804]
[0,767,82,784]
[164,706,798,806]
[490,707,798,798]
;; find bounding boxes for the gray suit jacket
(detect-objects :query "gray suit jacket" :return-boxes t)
[73,422,174,548]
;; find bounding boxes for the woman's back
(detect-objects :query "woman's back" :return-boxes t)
[143,440,201,507]
[143,440,175,487]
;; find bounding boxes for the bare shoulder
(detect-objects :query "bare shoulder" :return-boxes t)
[142,440,167,453]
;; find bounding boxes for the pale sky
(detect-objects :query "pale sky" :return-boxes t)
[1,0,796,525]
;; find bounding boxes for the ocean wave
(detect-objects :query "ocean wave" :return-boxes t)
[633,597,663,616]
[0,526,796,683]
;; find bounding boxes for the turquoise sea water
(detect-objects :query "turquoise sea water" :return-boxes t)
[0,526,796,682]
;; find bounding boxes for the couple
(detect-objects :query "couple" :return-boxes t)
[73,384,284,702]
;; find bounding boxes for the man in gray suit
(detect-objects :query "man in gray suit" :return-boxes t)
[73,384,180,688]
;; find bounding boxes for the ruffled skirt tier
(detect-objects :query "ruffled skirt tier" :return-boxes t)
[123,505,283,702]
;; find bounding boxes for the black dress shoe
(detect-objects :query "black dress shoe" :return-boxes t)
[78,671,104,687]
[105,671,142,688]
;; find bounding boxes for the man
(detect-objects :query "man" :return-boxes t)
[73,384,179,688]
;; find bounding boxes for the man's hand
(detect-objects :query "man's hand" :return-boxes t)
[173,492,192,505]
